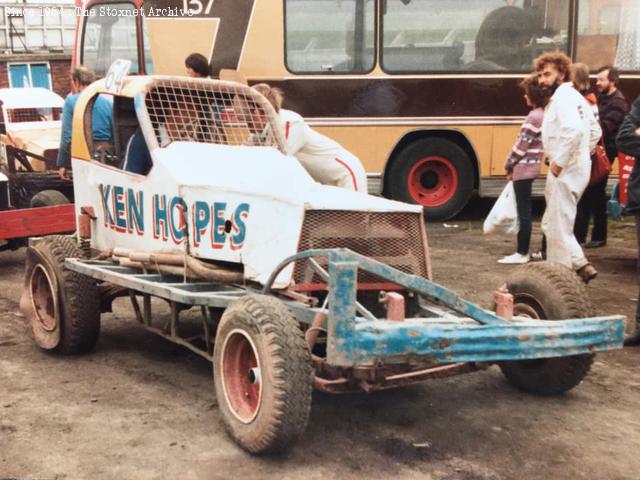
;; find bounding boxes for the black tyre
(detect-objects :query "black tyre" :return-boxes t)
[387,138,474,220]
[499,261,594,395]
[213,295,314,454]
[30,190,70,208]
[21,235,100,354]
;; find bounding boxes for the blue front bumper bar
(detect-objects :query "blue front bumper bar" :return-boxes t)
[263,249,625,367]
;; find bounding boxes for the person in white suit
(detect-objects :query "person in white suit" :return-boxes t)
[251,83,368,193]
[535,52,602,283]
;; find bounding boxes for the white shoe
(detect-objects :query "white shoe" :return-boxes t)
[497,253,530,264]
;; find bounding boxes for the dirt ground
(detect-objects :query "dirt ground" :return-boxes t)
[1,203,639,480]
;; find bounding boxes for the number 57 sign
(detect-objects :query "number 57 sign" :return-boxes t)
[145,0,255,76]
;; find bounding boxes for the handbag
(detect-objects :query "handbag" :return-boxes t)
[589,139,612,186]
[483,181,519,235]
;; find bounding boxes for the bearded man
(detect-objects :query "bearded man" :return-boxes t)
[535,52,602,283]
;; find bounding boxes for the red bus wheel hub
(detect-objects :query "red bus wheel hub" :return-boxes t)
[407,156,459,207]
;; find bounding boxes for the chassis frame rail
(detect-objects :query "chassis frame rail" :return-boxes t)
[66,249,625,368]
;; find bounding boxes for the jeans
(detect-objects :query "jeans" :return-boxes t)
[513,179,534,255]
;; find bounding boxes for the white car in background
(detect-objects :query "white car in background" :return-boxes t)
[0,87,64,171]
[0,88,73,250]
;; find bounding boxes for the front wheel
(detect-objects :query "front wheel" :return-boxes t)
[387,138,474,220]
[213,295,314,454]
[498,261,595,395]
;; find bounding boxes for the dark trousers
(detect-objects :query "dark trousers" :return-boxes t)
[574,176,608,244]
[513,179,534,255]
[636,215,640,332]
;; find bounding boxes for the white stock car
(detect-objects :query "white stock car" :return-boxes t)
[19,76,625,454]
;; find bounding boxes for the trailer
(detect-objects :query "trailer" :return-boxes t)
[20,76,625,454]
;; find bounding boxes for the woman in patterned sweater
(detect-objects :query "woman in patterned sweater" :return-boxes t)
[498,75,549,264]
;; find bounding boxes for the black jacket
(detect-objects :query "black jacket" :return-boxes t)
[598,89,628,159]
[616,96,640,213]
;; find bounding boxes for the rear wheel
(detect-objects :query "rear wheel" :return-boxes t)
[499,261,594,395]
[213,295,313,454]
[30,190,70,208]
[21,235,100,353]
[387,138,474,220]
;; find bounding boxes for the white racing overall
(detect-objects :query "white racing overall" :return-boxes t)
[278,109,368,193]
[541,83,602,270]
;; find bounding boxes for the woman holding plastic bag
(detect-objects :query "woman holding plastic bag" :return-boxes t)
[483,181,519,235]
[491,75,548,264]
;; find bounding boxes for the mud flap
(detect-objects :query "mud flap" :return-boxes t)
[19,245,61,350]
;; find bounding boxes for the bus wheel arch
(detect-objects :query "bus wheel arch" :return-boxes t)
[383,130,479,221]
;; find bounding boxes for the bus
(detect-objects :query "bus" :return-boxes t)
[73,0,640,219]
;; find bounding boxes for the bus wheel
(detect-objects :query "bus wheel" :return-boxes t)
[213,295,313,454]
[388,138,474,220]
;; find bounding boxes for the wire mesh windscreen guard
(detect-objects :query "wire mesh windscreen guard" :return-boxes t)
[143,79,285,152]
[293,210,430,291]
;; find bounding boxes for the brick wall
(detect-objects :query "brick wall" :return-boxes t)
[50,59,72,97]
[0,62,8,89]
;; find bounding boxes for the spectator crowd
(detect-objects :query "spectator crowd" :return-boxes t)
[499,51,640,345]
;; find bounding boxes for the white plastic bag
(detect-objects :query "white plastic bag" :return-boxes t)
[483,181,519,235]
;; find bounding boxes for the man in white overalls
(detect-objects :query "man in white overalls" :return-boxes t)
[251,84,368,193]
[535,52,602,283]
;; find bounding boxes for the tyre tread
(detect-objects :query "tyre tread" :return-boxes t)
[215,294,313,453]
[500,261,594,395]
[39,235,100,354]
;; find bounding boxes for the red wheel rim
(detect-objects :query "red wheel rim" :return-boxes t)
[221,329,262,423]
[30,265,57,332]
[407,156,458,207]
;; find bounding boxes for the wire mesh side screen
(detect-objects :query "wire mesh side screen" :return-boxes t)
[143,79,284,151]
[7,107,62,123]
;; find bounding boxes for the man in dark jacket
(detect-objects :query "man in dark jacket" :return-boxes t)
[599,67,628,160]
[616,96,640,346]
[575,66,628,248]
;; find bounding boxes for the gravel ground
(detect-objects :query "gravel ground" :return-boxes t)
[1,207,638,480]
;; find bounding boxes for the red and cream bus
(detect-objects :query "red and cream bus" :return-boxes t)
[73,0,640,219]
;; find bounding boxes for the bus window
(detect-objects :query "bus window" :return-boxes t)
[576,0,640,71]
[82,3,139,76]
[382,0,569,73]
[141,15,154,74]
[285,0,375,73]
